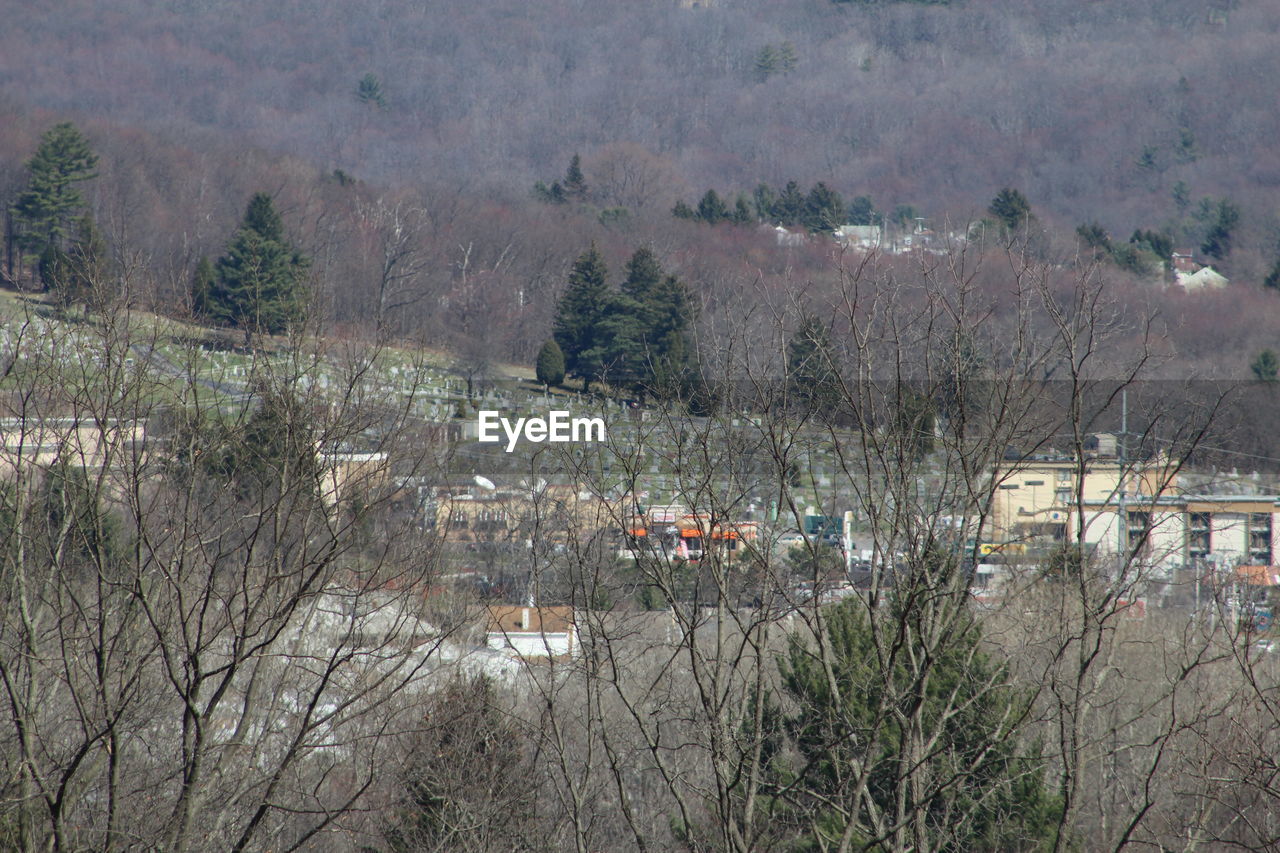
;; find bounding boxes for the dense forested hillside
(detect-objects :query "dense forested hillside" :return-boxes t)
[1,0,1278,370]
[5,1,1274,222]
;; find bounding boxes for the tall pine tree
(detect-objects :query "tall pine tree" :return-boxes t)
[696,189,730,224]
[988,187,1033,232]
[208,193,309,342]
[775,181,805,226]
[621,246,664,312]
[645,273,697,400]
[619,247,697,399]
[11,122,99,257]
[563,154,588,201]
[552,245,611,389]
[803,182,845,232]
[786,315,841,417]
[774,598,1059,851]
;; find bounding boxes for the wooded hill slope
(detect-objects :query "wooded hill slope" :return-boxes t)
[3,0,1278,274]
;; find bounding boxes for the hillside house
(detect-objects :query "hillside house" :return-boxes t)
[1172,250,1229,290]
[833,225,882,250]
[1176,266,1229,291]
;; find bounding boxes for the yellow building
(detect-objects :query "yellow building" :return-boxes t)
[990,439,1177,545]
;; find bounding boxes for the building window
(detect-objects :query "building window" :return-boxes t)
[1024,480,1044,486]
[1188,512,1210,561]
[1127,511,1151,557]
[1249,513,1272,564]
[1056,469,1072,482]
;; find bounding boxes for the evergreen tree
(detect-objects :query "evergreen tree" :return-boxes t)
[732,195,754,225]
[208,193,310,341]
[38,461,124,576]
[552,245,611,389]
[644,273,697,399]
[597,295,648,391]
[1192,197,1217,225]
[1130,229,1172,261]
[1076,222,1111,253]
[37,245,68,296]
[1265,258,1280,292]
[621,246,664,308]
[356,73,387,108]
[1108,243,1159,276]
[187,386,318,499]
[695,189,729,224]
[598,207,630,228]
[754,44,780,81]
[775,181,805,226]
[989,187,1033,232]
[619,248,697,398]
[535,339,566,388]
[755,42,798,80]
[1252,350,1278,382]
[803,182,845,232]
[1129,229,1173,273]
[774,599,1058,851]
[776,40,798,72]
[786,315,841,417]
[1135,145,1160,173]
[672,199,696,220]
[895,384,936,460]
[388,676,537,852]
[752,183,778,222]
[11,122,99,256]
[242,192,285,241]
[1201,199,1240,261]
[846,195,877,226]
[563,154,588,201]
[533,180,568,205]
[38,214,107,310]
[1172,181,1191,212]
[1175,127,1199,164]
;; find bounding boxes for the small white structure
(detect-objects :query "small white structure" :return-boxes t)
[773,225,806,247]
[833,224,882,250]
[1175,266,1229,291]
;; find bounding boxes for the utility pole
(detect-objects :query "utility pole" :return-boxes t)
[4,210,13,283]
[1118,388,1128,563]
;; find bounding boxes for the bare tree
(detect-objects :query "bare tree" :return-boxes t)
[0,283,467,851]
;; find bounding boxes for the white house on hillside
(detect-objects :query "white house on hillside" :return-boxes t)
[833,225,882,250]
